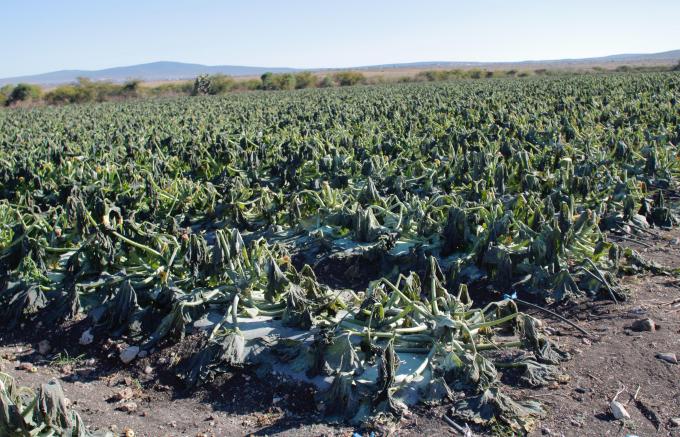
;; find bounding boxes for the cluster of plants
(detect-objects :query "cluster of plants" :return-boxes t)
[43,78,142,105]
[0,83,43,107]
[0,373,111,436]
[417,69,511,81]
[191,71,369,94]
[6,63,678,108]
[0,72,678,432]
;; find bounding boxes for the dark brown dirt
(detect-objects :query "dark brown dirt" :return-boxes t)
[1,228,679,436]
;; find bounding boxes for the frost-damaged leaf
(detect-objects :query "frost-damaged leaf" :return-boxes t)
[551,269,580,302]
[651,190,673,227]
[420,376,454,406]
[353,206,384,242]
[373,339,406,418]
[179,330,245,389]
[482,245,513,289]
[359,177,381,205]
[444,351,498,391]
[424,255,448,306]
[1,374,109,437]
[516,359,566,387]
[185,233,210,279]
[282,283,313,329]
[324,333,363,374]
[0,224,29,272]
[142,302,190,349]
[623,249,672,275]
[270,339,316,373]
[305,328,335,377]
[518,315,570,365]
[44,282,82,324]
[442,206,469,255]
[0,377,30,436]
[34,379,74,432]
[450,387,544,433]
[320,372,363,419]
[98,280,139,332]
[220,330,246,366]
[2,282,47,328]
[265,256,289,303]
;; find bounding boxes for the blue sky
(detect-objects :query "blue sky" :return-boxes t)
[2,0,679,77]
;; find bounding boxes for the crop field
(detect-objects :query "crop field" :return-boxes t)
[0,73,679,436]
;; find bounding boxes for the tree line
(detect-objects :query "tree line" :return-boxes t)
[2,61,679,107]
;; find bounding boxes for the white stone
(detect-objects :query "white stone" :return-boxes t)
[120,346,140,364]
[79,329,94,346]
[656,352,678,364]
[610,400,631,420]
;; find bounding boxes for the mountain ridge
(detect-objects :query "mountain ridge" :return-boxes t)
[2,50,679,86]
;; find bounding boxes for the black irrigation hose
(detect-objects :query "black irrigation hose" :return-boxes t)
[610,234,653,248]
[513,298,594,338]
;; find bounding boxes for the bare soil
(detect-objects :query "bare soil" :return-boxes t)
[1,229,679,437]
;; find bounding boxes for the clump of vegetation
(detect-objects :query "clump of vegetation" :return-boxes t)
[259,72,296,90]
[44,78,142,104]
[0,373,108,436]
[191,74,237,96]
[0,85,12,106]
[318,75,336,88]
[333,71,365,86]
[0,73,677,431]
[294,71,316,89]
[3,63,679,109]
[2,83,42,106]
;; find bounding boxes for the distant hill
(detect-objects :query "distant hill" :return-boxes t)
[1,50,679,86]
[354,49,680,71]
[0,62,296,86]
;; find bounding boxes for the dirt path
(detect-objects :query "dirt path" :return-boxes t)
[1,230,679,437]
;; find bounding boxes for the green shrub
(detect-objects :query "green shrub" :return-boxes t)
[45,85,87,104]
[416,70,464,82]
[416,71,437,81]
[7,83,42,105]
[368,75,386,85]
[260,72,296,90]
[294,72,316,89]
[214,75,236,94]
[276,73,296,90]
[396,76,415,83]
[192,74,239,96]
[468,69,482,79]
[0,84,12,106]
[318,76,335,88]
[192,75,212,95]
[240,79,262,91]
[333,71,365,86]
[148,82,193,96]
[120,80,141,98]
[44,78,146,104]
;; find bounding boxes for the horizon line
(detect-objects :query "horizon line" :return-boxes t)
[3,48,679,80]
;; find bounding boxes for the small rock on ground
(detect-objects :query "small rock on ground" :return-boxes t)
[631,318,656,332]
[656,352,678,364]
